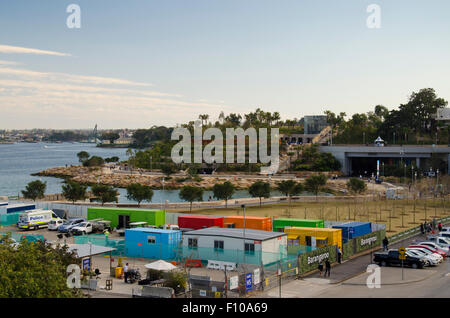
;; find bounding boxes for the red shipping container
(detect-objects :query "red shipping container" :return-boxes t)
[178,215,224,230]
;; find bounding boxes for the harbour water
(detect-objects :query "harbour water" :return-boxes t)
[0,142,271,203]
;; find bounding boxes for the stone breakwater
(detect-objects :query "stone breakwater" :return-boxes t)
[34,166,286,190]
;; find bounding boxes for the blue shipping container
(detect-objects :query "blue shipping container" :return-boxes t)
[332,222,372,243]
[125,227,182,260]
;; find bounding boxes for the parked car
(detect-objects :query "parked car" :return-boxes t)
[426,236,450,249]
[48,218,64,231]
[416,241,449,254]
[439,232,450,239]
[71,222,93,235]
[408,247,443,263]
[57,218,85,233]
[440,227,450,234]
[373,249,426,269]
[405,250,430,266]
[405,249,437,266]
[408,244,447,258]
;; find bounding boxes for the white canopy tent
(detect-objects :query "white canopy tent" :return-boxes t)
[144,260,177,271]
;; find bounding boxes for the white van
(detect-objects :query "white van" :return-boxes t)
[48,218,65,231]
[17,209,60,230]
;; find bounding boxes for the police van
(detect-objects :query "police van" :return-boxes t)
[17,209,60,230]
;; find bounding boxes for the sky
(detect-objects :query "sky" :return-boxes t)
[0,0,449,129]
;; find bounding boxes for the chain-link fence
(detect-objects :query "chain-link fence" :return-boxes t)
[0,212,20,226]
[74,234,125,256]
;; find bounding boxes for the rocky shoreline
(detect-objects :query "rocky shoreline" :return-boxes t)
[33,165,293,190]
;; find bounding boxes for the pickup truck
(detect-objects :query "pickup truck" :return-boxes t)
[71,220,111,235]
[373,250,426,269]
[71,222,93,235]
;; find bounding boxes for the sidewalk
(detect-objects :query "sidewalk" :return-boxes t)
[303,232,430,284]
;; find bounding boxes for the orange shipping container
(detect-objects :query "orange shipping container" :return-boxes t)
[223,216,272,231]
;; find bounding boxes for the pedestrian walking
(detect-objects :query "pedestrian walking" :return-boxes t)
[337,247,342,264]
[317,261,324,277]
[420,223,424,235]
[123,262,129,283]
[324,259,331,277]
[382,237,389,251]
[438,223,442,232]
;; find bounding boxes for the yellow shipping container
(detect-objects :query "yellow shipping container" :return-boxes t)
[284,227,342,250]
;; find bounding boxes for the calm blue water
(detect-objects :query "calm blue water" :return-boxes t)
[0,142,266,203]
[0,142,332,203]
[0,142,127,197]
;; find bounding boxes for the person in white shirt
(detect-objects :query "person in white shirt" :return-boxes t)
[123,263,129,283]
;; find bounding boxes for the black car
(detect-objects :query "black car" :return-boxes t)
[373,250,426,269]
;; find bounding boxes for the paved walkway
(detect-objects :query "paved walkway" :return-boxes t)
[304,232,430,284]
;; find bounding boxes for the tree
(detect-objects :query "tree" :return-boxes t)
[126,183,154,207]
[277,180,303,203]
[179,186,204,212]
[198,114,209,126]
[163,271,187,294]
[105,156,120,163]
[82,156,104,167]
[346,178,367,194]
[62,181,87,204]
[0,238,82,298]
[161,163,177,177]
[21,180,46,201]
[91,184,118,206]
[248,181,271,207]
[304,174,328,199]
[224,113,242,126]
[76,151,90,163]
[212,181,235,208]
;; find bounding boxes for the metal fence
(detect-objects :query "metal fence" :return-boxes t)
[1,232,45,243]
[389,215,450,244]
[35,202,89,218]
[74,234,125,256]
[0,212,20,226]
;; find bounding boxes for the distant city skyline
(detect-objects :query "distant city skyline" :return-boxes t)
[1,0,450,129]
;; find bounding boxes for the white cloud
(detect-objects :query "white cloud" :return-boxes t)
[0,44,71,57]
[0,66,154,87]
[0,63,233,128]
[0,60,20,66]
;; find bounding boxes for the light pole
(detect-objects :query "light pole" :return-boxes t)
[241,204,246,240]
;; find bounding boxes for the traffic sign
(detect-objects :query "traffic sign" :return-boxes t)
[245,273,253,292]
[398,246,406,260]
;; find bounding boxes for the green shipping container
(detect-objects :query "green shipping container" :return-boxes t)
[273,218,324,232]
[87,207,165,229]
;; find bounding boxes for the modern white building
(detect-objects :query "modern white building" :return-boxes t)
[182,228,287,265]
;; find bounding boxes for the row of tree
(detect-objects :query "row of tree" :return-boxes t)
[326,88,449,145]
[21,173,335,210]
